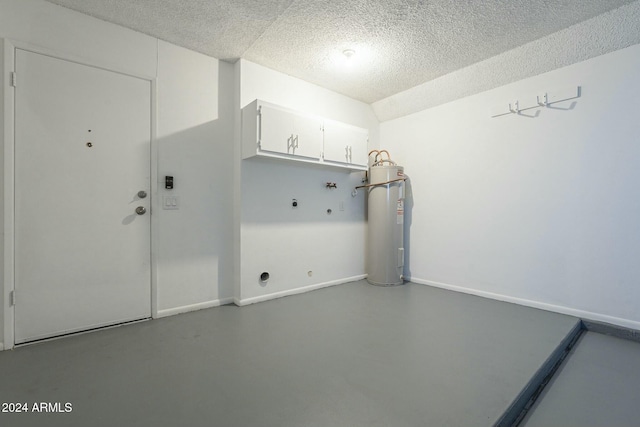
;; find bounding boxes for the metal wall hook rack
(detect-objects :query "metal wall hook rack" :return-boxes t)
[491,86,580,118]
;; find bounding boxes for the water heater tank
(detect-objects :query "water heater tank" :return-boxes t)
[367,164,404,286]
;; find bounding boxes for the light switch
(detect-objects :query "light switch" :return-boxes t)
[163,195,179,210]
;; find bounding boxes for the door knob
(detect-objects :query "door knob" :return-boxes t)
[137,190,147,199]
[135,206,147,215]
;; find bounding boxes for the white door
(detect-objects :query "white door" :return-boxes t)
[14,49,152,344]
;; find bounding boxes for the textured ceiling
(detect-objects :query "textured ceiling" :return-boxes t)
[44,0,636,104]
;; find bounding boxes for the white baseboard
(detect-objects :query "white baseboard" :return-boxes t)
[235,275,367,306]
[156,297,234,318]
[0,342,4,351]
[410,277,640,331]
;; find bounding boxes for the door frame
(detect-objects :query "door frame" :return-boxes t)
[2,38,159,350]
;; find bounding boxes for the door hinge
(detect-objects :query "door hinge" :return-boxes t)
[10,72,16,87]
[10,290,16,306]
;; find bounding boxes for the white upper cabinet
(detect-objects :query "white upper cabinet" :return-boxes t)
[323,119,369,167]
[242,99,368,171]
[258,103,295,156]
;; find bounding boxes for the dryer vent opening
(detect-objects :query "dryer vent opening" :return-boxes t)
[259,272,270,284]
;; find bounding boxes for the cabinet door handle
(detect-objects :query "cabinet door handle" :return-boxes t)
[288,134,295,153]
[349,146,353,162]
[294,135,299,149]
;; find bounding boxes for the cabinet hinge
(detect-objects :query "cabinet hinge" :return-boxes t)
[10,72,16,87]
[10,290,16,306]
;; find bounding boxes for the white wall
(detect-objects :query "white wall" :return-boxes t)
[381,44,640,329]
[0,0,157,77]
[1,0,235,347]
[236,60,378,304]
[155,41,235,315]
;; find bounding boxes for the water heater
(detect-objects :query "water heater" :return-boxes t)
[367,164,405,286]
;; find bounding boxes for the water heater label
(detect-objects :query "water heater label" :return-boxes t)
[397,199,404,224]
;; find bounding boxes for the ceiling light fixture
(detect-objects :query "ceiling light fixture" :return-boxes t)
[341,49,357,69]
[330,47,368,70]
[342,49,356,59]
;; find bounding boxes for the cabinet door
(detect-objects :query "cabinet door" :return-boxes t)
[324,121,369,166]
[349,135,369,167]
[259,104,294,155]
[292,114,323,159]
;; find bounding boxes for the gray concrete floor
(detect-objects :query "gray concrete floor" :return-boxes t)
[521,331,640,427]
[0,280,579,427]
